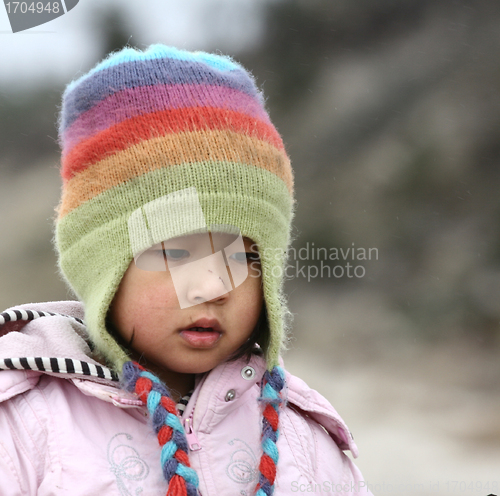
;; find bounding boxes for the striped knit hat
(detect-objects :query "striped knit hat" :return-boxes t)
[55,45,295,373]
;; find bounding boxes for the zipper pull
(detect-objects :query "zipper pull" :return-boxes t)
[184,417,202,451]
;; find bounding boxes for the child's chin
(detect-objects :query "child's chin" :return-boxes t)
[175,358,226,376]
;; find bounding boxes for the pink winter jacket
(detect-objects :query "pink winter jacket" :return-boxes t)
[0,301,373,495]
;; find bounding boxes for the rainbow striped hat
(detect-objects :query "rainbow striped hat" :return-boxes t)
[55,45,295,372]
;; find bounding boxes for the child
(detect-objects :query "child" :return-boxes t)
[0,45,373,495]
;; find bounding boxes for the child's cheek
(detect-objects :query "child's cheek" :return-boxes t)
[138,275,180,312]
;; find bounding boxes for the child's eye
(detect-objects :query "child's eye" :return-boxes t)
[164,249,190,261]
[229,252,260,263]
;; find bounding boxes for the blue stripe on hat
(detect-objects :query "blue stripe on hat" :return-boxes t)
[61,56,257,132]
[66,45,242,94]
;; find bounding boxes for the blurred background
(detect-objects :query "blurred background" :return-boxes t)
[1,0,499,493]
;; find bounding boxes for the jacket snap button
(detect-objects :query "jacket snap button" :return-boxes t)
[225,389,236,402]
[241,366,255,380]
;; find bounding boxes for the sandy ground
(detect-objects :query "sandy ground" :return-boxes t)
[284,296,500,496]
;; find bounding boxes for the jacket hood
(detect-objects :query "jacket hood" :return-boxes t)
[0,301,119,402]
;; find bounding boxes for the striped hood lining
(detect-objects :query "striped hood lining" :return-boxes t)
[0,308,84,326]
[0,308,119,382]
[0,357,118,382]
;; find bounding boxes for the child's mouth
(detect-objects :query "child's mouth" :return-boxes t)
[180,327,222,347]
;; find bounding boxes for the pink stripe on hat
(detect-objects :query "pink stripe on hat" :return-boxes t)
[62,84,272,153]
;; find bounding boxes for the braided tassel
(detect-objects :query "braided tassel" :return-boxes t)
[255,365,285,496]
[122,361,200,496]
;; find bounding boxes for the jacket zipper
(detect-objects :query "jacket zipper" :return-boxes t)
[184,415,202,451]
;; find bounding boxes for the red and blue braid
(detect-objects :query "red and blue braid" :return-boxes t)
[122,361,200,496]
[255,365,285,496]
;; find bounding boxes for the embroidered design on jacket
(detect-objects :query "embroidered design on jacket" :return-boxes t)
[107,433,150,495]
[226,438,258,494]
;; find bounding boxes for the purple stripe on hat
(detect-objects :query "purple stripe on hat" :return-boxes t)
[61,58,259,132]
[62,84,272,152]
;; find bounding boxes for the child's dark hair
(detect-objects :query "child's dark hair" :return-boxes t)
[228,301,269,362]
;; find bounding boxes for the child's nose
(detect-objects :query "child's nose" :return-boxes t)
[187,270,229,305]
[173,253,232,308]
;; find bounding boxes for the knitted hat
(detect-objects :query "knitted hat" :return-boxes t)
[55,45,295,372]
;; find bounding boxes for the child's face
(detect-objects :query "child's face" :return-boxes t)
[109,235,263,382]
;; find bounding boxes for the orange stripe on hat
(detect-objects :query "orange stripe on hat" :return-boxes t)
[62,107,286,182]
[58,130,292,219]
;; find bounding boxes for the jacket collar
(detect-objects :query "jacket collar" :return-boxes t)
[183,354,359,457]
[184,352,267,430]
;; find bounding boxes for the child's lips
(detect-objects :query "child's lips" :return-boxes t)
[179,317,223,347]
[180,328,222,347]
